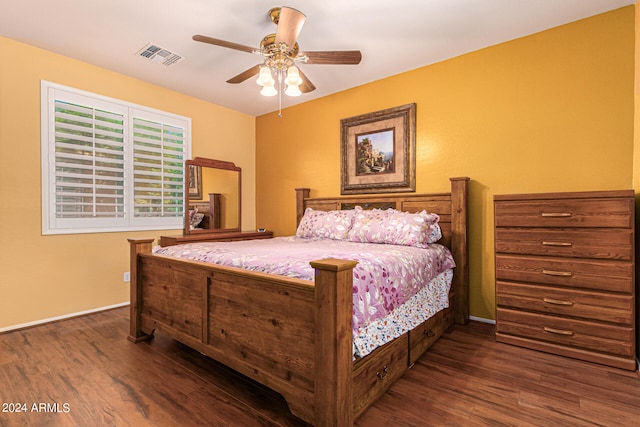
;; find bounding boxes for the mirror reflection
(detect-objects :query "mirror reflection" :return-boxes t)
[185,157,241,235]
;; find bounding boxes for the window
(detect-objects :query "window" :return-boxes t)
[41,81,191,234]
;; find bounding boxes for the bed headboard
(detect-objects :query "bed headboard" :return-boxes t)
[295,177,470,323]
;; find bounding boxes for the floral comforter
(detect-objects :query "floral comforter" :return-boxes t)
[153,236,455,357]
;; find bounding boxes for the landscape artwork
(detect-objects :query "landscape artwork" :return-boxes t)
[355,129,395,175]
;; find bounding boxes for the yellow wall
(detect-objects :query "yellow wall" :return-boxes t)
[0,36,255,329]
[256,7,635,320]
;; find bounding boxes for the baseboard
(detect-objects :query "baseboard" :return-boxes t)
[0,302,130,333]
[469,315,496,325]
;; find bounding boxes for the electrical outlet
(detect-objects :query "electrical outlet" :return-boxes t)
[123,272,130,283]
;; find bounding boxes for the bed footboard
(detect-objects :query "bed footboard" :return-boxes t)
[127,239,358,426]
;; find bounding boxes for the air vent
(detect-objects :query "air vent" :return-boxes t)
[136,43,184,66]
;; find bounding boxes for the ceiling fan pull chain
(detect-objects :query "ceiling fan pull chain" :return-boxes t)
[278,70,283,118]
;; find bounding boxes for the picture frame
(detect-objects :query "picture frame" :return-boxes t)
[188,164,202,200]
[340,103,416,194]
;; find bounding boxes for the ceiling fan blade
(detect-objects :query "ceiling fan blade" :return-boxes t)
[302,50,362,65]
[226,64,262,84]
[275,7,306,48]
[192,34,256,54]
[297,68,316,93]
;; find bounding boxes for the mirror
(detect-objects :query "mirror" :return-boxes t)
[184,157,241,235]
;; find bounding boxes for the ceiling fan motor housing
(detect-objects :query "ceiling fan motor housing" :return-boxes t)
[260,33,299,69]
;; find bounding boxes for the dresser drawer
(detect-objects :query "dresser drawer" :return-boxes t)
[495,254,633,293]
[496,308,634,357]
[495,228,632,260]
[494,198,633,228]
[497,281,633,325]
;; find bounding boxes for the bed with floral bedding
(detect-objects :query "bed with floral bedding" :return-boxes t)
[127,177,469,426]
[154,235,455,358]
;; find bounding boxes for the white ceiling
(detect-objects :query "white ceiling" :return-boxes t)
[0,0,634,116]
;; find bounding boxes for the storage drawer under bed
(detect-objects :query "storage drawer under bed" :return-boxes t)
[408,309,450,365]
[352,333,408,419]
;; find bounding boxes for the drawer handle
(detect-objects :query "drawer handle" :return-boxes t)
[543,326,574,336]
[542,241,573,247]
[542,269,572,277]
[542,297,574,306]
[541,212,572,218]
[376,366,389,380]
[424,328,435,337]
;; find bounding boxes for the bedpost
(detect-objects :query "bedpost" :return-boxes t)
[309,258,358,427]
[295,188,310,226]
[449,177,470,324]
[127,238,155,343]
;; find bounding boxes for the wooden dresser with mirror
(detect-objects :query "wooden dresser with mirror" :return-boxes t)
[160,157,272,247]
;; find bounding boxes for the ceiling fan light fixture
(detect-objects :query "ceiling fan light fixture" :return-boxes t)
[284,66,303,86]
[256,66,275,86]
[284,84,302,97]
[260,83,277,96]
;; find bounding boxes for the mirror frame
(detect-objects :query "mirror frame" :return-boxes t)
[184,157,241,235]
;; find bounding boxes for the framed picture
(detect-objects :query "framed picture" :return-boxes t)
[340,103,416,194]
[188,164,202,200]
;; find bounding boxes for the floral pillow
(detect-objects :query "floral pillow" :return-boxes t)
[296,207,359,240]
[347,208,441,247]
[425,221,443,244]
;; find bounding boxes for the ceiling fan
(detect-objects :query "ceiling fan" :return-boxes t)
[192,6,362,96]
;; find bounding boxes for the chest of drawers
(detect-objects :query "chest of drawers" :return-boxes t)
[494,190,636,370]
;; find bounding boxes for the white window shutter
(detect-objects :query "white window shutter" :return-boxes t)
[42,81,190,234]
[53,101,125,219]
[132,118,185,220]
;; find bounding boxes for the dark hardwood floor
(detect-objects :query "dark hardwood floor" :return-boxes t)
[0,307,638,426]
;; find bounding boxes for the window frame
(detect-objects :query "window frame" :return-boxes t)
[41,81,191,235]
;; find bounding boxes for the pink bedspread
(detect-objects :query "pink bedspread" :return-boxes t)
[154,236,455,356]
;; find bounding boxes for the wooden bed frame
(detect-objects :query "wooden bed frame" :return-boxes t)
[127,177,469,426]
